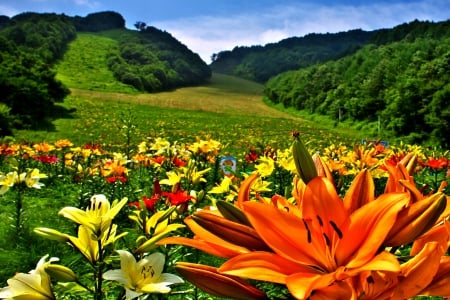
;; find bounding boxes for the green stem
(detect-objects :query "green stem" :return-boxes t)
[94,239,104,300]
[15,185,23,236]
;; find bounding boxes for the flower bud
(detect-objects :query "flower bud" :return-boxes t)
[175,262,267,300]
[292,131,317,184]
[34,227,70,242]
[45,264,78,282]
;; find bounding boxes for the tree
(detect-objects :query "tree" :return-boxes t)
[134,21,147,31]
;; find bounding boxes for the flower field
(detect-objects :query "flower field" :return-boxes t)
[0,128,449,299]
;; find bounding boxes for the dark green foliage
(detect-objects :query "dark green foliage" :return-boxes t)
[0,15,9,29]
[7,12,76,63]
[72,11,125,32]
[264,19,450,147]
[211,29,373,82]
[0,14,74,133]
[0,50,70,129]
[106,26,211,92]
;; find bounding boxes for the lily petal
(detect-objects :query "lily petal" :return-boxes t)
[343,169,375,214]
[175,262,266,300]
[336,193,408,268]
[219,251,315,284]
[391,242,444,300]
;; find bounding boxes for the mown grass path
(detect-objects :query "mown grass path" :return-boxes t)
[69,73,299,119]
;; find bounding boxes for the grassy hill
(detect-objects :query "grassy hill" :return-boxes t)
[7,33,366,152]
[56,32,138,93]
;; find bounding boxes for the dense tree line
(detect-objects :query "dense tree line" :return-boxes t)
[107,26,211,92]
[0,11,211,135]
[0,13,74,134]
[210,29,374,82]
[72,11,125,32]
[264,19,450,147]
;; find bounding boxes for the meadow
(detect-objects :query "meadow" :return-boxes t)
[1,32,449,299]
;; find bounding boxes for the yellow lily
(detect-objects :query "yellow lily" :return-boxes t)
[254,156,275,177]
[0,171,18,194]
[175,262,267,300]
[133,207,185,253]
[0,255,56,299]
[58,194,127,239]
[219,176,407,299]
[103,250,183,299]
[35,224,127,265]
[159,171,182,187]
[23,168,47,189]
[181,160,211,185]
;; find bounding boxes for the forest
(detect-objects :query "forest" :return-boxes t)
[263,20,450,146]
[0,11,210,135]
[210,29,374,82]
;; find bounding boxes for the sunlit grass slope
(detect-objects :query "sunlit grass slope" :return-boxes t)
[56,31,138,93]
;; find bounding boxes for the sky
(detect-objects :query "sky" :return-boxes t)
[1,0,449,63]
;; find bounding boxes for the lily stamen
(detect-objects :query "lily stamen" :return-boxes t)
[329,220,343,239]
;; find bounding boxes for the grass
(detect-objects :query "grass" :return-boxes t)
[55,32,138,93]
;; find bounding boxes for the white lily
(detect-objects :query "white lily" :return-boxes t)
[103,250,183,299]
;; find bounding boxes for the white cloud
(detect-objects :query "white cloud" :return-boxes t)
[73,0,101,10]
[150,1,449,63]
[0,4,20,17]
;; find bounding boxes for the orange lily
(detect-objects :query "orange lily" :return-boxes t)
[219,176,408,299]
[419,256,450,297]
[157,214,251,258]
[175,262,267,300]
[379,156,449,246]
[352,242,444,300]
[389,241,445,299]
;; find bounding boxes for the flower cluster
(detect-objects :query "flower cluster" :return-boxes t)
[158,134,450,299]
[0,134,449,299]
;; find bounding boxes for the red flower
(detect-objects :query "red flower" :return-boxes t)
[128,194,160,211]
[381,153,406,171]
[84,143,101,150]
[423,157,449,170]
[172,156,187,167]
[33,154,59,164]
[162,190,194,206]
[245,149,259,163]
[106,176,127,183]
[150,156,166,165]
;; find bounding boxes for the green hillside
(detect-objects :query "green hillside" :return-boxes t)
[56,32,138,93]
[264,20,450,147]
[0,11,210,135]
[211,29,373,82]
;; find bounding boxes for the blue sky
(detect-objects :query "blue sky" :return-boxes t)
[1,0,449,63]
